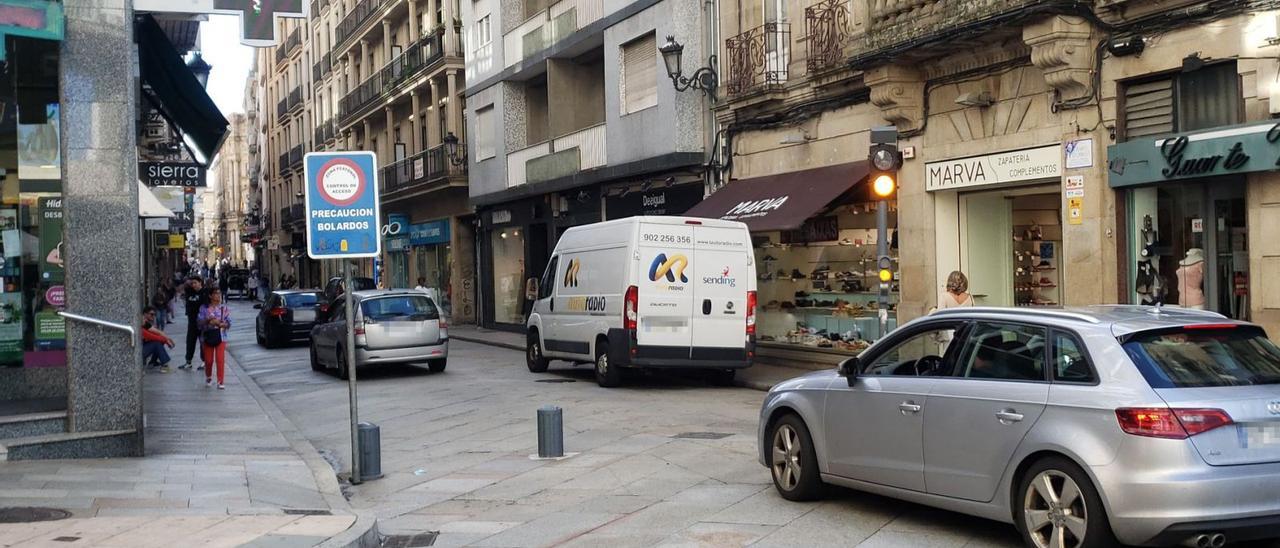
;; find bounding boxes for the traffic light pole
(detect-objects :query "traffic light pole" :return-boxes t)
[876,200,889,340]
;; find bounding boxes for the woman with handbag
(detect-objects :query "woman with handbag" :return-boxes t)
[197,288,231,389]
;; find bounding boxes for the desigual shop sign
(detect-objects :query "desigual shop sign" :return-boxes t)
[1107,120,1280,188]
[925,144,1061,192]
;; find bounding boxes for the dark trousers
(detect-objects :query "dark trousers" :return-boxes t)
[185,315,200,363]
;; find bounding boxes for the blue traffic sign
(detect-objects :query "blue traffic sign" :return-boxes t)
[304,151,382,259]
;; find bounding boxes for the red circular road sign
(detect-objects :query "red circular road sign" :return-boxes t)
[315,158,367,207]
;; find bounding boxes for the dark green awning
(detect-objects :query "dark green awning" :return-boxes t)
[136,14,228,167]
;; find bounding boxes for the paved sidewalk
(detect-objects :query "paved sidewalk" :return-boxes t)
[0,316,376,547]
[447,325,819,391]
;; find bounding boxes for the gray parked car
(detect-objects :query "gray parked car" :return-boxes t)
[759,306,1280,548]
[309,290,448,378]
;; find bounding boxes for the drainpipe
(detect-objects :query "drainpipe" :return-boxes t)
[702,0,722,196]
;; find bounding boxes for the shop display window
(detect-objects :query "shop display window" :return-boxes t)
[1128,180,1247,319]
[490,228,525,325]
[958,187,1060,307]
[753,204,898,354]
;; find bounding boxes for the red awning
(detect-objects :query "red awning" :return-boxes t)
[685,162,868,232]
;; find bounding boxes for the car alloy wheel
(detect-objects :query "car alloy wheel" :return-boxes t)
[1023,470,1088,548]
[771,424,803,491]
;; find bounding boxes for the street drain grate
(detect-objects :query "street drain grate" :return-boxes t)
[0,507,71,523]
[282,509,332,516]
[672,432,733,440]
[535,379,576,383]
[381,532,439,547]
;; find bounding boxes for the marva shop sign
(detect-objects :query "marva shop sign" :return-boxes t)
[1107,120,1280,188]
[925,145,1061,192]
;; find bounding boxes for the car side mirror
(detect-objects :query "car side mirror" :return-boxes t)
[838,357,860,386]
[253,304,262,309]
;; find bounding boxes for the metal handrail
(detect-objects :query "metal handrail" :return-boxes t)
[57,311,136,347]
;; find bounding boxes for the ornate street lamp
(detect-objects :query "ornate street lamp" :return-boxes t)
[443,132,466,166]
[187,52,212,88]
[659,36,717,100]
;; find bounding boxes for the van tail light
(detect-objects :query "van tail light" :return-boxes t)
[438,316,448,329]
[746,291,757,335]
[268,307,287,318]
[1116,408,1233,439]
[624,285,639,331]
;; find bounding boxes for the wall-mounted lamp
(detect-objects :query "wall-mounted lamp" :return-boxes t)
[660,36,718,100]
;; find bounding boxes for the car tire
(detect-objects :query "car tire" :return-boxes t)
[309,344,323,372]
[1015,456,1117,548]
[709,369,736,386]
[336,347,351,381]
[256,326,266,346]
[767,414,824,502]
[428,359,447,373]
[526,331,549,373]
[594,341,622,388]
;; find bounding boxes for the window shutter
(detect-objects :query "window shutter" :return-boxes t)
[622,34,657,114]
[476,106,495,160]
[1123,78,1174,139]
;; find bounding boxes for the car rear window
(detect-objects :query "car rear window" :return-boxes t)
[361,295,438,321]
[1122,327,1280,388]
[353,278,376,291]
[284,293,319,308]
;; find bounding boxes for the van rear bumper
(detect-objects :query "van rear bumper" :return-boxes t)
[607,329,753,369]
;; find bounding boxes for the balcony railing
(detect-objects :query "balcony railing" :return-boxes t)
[313,125,324,146]
[379,143,468,194]
[725,23,791,97]
[324,119,336,142]
[335,0,395,51]
[288,87,303,112]
[289,204,305,225]
[274,44,287,64]
[289,145,304,167]
[279,207,292,227]
[276,98,287,120]
[503,0,604,69]
[285,28,302,54]
[338,32,446,124]
[805,0,850,74]
[278,152,290,175]
[507,123,605,188]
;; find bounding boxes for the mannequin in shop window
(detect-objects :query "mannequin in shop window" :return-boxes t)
[1176,248,1206,310]
[1135,260,1165,305]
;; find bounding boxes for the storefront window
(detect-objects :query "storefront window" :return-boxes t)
[1129,180,1247,318]
[959,188,1063,307]
[490,228,525,325]
[754,204,897,353]
[413,243,451,315]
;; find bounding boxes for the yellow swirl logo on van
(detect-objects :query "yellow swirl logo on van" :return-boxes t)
[649,253,689,284]
[563,258,581,287]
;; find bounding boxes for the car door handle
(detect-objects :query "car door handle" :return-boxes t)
[996,410,1024,423]
[899,401,922,415]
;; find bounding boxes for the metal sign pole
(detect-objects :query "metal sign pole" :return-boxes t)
[345,259,361,485]
[877,201,889,340]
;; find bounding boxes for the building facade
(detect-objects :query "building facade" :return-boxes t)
[462,0,716,330]
[254,0,475,322]
[210,113,251,266]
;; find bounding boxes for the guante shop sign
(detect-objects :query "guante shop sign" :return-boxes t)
[1108,120,1280,188]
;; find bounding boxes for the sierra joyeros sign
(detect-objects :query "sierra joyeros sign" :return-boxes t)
[140,162,206,187]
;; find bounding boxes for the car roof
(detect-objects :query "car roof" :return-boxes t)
[273,289,320,294]
[351,289,428,299]
[926,305,1249,338]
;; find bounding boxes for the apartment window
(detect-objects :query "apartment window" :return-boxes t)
[476,15,491,50]
[1121,61,1240,140]
[476,105,495,160]
[620,33,658,114]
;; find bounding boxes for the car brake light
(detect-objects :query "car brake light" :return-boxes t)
[1184,324,1238,330]
[268,307,287,318]
[746,291,757,335]
[319,303,330,313]
[624,285,638,331]
[438,317,448,329]
[1116,408,1233,439]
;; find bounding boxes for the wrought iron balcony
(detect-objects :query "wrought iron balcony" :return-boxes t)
[379,143,467,195]
[805,0,850,73]
[285,28,302,53]
[338,32,446,125]
[288,87,303,112]
[324,120,336,142]
[276,98,288,120]
[280,207,292,227]
[278,152,290,175]
[289,145,304,167]
[335,0,395,51]
[289,204,305,226]
[724,23,791,97]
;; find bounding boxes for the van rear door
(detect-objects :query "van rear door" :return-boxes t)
[636,223,696,351]
[691,225,751,355]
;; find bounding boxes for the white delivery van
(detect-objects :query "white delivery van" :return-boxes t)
[525,216,757,387]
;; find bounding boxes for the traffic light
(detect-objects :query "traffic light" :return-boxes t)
[869,126,901,200]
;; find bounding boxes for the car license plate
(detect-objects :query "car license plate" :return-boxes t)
[1238,424,1280,448]
[293,309,315,322]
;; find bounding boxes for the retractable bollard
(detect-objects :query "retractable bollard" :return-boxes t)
[357,422,383,480]
[536,406,564,458]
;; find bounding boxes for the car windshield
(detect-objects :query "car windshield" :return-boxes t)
[361,295,438,321]
[284,293,319,308]
[1123,327,1280,388]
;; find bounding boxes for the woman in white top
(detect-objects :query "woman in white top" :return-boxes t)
[938,270,974,309]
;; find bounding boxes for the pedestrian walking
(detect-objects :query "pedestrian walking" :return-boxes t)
[247,270,260,301]
[141,306,175,372]
[938,270,974,309]
[182,276,208,370]
[198,288,231,389]
[151,284,170,329]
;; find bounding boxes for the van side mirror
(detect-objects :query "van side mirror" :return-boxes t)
[525,278,540,300]
[838,357,860,386]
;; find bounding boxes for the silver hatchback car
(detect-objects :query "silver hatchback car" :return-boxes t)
[310,290,448,378]
[759,306,1280,548]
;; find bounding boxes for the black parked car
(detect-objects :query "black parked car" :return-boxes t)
[255,290,323,348]
[317,276,376,322]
